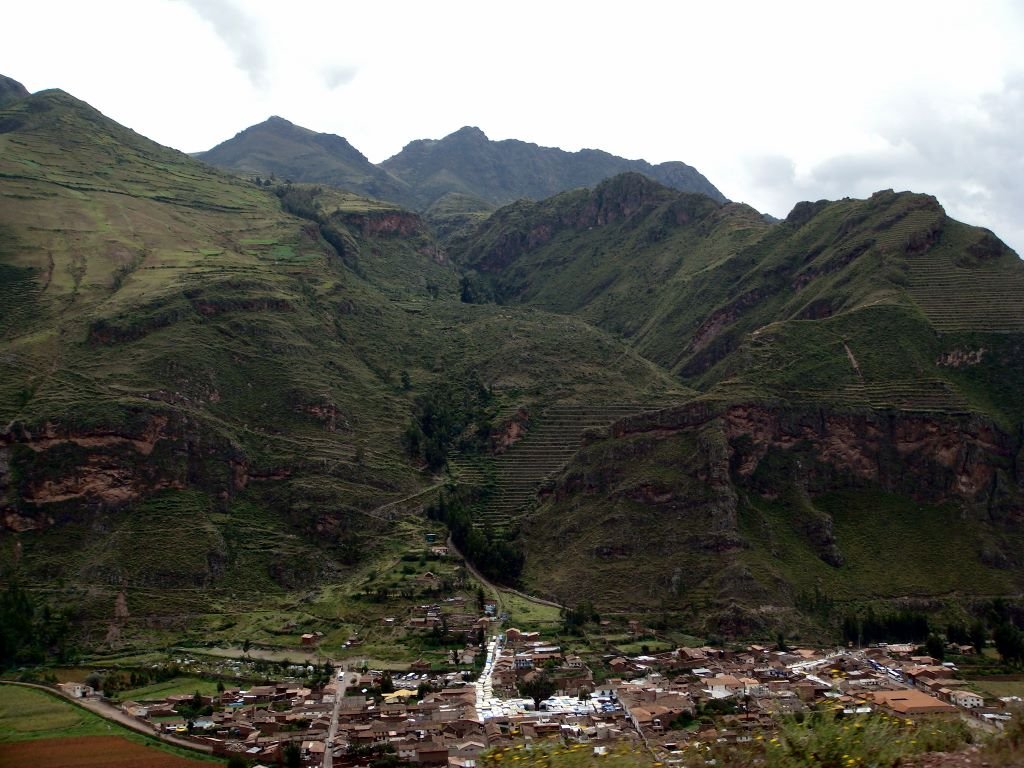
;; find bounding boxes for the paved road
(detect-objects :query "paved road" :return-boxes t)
[324,662,359,768]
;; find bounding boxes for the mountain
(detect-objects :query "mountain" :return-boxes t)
[451,174,1024,631]
[2,82,1024,651]
[381,125,727,209]
[197,115,415,207]
[199,119,725,217]
[0,74,29,107]
[0,88,684,647]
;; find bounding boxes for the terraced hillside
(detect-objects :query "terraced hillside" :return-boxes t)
[907,225,1024,333]
[3,81,1024,646]
[0,89,687,641]
[450,403,684,533]
[455,182,1024,628]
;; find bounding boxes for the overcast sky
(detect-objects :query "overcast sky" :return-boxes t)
[4,0,1023,254]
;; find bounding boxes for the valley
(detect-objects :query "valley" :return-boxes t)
[1,73,1024,766]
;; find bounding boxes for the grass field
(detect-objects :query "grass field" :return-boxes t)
[498,591,562,631]
[0,685,218,765]
[968,679,1024,698]
[113,677,220,702]
[0,686,98,741]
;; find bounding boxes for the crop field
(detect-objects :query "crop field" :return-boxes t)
[0,686,92,740]
[0,736,212,768]
[0,686,217,766]
[113,677,220,702]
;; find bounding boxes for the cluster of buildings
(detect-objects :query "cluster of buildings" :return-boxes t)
[53,635,1021,766]
[596,642,1020,759]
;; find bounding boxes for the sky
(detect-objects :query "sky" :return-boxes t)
[4,0,1024,254]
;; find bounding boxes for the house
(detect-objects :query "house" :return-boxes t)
[513,654,534,670]
[416,742,450,765]
[704,675,743,698]
[58,682,94,698]
[504,628,540,647]
[871,690,957,716]
[300,633,318,647]
[120,700,149,718]
[950,690,984,709]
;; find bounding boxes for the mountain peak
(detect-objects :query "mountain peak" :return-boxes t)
[0,74,30,107]
[448,125,489,142]
[199,116,412,205]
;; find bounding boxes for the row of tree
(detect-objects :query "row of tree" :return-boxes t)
[425,491,524,584]
[0,583,71,668]
[403,374,495,471]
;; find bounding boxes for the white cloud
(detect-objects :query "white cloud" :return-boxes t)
[0,0,1022,252]
[739,73,1024,254]
[172,0,269,88]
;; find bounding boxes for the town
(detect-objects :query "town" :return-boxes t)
[51,627,1021,767]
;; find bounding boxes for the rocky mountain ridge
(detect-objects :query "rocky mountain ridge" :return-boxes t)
[198,119,725,215]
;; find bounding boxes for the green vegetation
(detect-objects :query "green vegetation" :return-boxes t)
[0,583,71,668]
[2,85,1024,657]
[113,677,220,702]
[0,686,92,740]
[0,684,219,763]
[764,712,971,768]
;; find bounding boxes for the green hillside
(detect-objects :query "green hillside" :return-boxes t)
[200,117,725,216]
[1,85,1023,650]
[453,175,1024,633]
[197,115,414,207]
[0,90,685,647]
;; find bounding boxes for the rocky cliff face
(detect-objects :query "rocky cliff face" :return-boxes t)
[613,402,1023,514]
[0,409,246,531]
[518,399,1024,620]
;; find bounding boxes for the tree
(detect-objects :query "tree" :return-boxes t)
[970,620,987,654]
[518,672,557,708]
[380,671,394,694]
[283,741,302,768]
[994,623,1024,666]
[924,634,946,661]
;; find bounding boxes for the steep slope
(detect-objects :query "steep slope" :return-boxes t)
[453,175,1024,632]
[0,91,686,643]
[197,116,413,207]
[0,74,29,107]
[380,125,726,208]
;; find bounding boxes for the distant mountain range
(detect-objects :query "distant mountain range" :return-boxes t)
[198,118,725,212]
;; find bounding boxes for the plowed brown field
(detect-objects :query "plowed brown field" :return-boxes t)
[0,735,212,767]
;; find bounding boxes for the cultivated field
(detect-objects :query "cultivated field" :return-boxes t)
[0,686,217,765]
[0,735,212,768]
